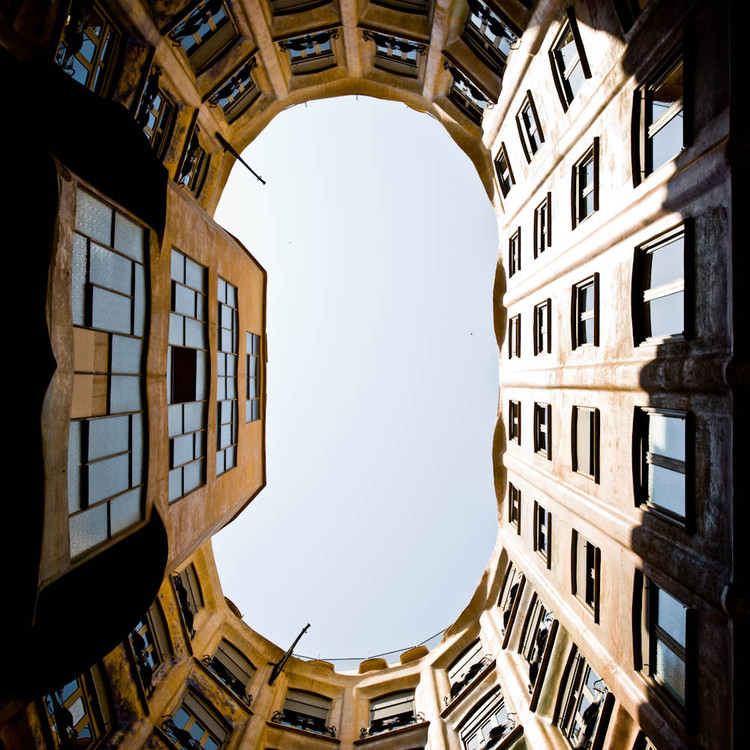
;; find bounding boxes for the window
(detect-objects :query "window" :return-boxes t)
[557,649,611,749]
[572,139,599,227]
[517,93,544,161]
[509,401,521,444]
[634,408,689,524]
[534,193,552,257]
[508,314,520,359]
[572,274,599,348]
[533,402,552,459]
[534,299,551,355]
[572,406,599,481]
[178,126,209,197]
[129,600,171,697]
[173,564,203,638]
[458,689,510,750]
[549,13,590,109]
[634,225,689,342]
[364,30,425,77]
[448,641,491,701]
[572,532,600,621]
[163,692,228,750]
[246,332,261,422]
[55,1,119,95]
[270,0,329,14]
[508,229,521,277]
[68,189,148,558]
[634,574,693,712]
[136,66,175,159]
[169,0,238,75]
[495,144,515,197]
[168,250,208,502]
[273,689,334,736]
[204,640,255,704]
[217,278,238,475]
[508,483,521,532]
[498,563,524,636]
[208,59,260,123]
[636,55,684,180]
[364,690,419,736]
[445,60,494,125]
[462,0,518,78]
[520,595,554,695]
[533,502,551,567]
[42,667,112,749]
[280,30,337,74]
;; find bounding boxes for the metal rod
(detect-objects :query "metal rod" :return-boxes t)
[216,132,266,185]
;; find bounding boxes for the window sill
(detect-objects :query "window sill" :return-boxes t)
[354,720,429,745]
[265,721,340,743]
[638,503,689,533]
[441,659,497,718]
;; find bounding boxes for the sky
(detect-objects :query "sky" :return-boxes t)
[212,95,499,667]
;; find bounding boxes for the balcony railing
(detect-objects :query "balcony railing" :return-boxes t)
[201,655,252,704]
[447,654,493,703]
[360,711,425,738]
[270,709,336,737]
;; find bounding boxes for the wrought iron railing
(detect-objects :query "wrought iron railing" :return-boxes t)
[270,709,336,737]
[360,711,425,738]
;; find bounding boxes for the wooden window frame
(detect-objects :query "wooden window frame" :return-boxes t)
[549,9,591,111]
[509,400,521,444]
[508,314,521,359]
[534,402,552,459]
[516,91,545,162]
[571,138,599,228]
[508,482,521,533]
[462,0,519,78]
[534,193,552,257]
[534,299,552,355]
[509,228,521,277]
[571,273,599,348]
[533,501,552,569]
[571,531,601,622]
[572,406,600,482]
[495,143,515,198]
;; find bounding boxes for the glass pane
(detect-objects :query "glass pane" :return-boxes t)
[185,257,205,291]
[171,250,185,284]
[657,587,687,644]
[651,112,683,171]
[649,464,685,516]
[169,467,183,502]
[649,237,683,288]
[185,317,206,349]
[92,287,131,334]
[580,317,594,344]
[76,190,112,245]
[647,292,683,337]
[134,263,146,336]
[652,61,683,113]
[110,488,142,533]
[68,421,82,513]
[196,351,207,398]
[72,235,88,326]
[175,284,196,317]
[131,413,144,486]
[184,460,203,493]
[70,504,108,556]
[649,414,685,460]
[110,375,142,413]
[567,61,584,98]
[90,243,132,295]
[88,415,129,460]
[111,335,142,374]
[88,453,130,504]
[114,212,145,262]
[169,314,185,346]
[172,434,194,466]
[168,403,183,438]
[185,402,205,433]
[558,29,577,68]
[655,638,685,703]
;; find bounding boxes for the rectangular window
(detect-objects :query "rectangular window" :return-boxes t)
[509,229,521,277]
[534,403,552,459]
[517,92,544,162]
[634,226,688,342]
[509,400,521,443]
[495,144,515,198]
[448,641,490,702]
[572,532,600,621]
[534,193,552,257]
[366,691,417,736]
[178,126,210,197]
[462,0,518,78]
[55,1,119,95]
[364,30,425,77]
[209,59,260,123]
[534,299,551,355]
[129,600,170,697]
[136,67,175,160]
[459,689,510,750]
[557,649,610,749]
[281,30,337,74]
[173,564,203,638]
[68,189,148,558]
[549,12,590,109]
[534,502,551,567]
[169,0,238,75]
[164,692,227,749]
[572,139,599,227]
[634,408,688,524]
[217,278,238,475]
[275,690,334,736]
[499,563,524,637]
[204,640,255,704]
[572,406,599,481]
[572,274,599,348]
[508,314,521,359]
[637,55,684,180]
[634,574,693,712]
[445,61,493,125]
[508,482,521,532]
[168,250,208,502]
[246,332,261,422]
[521,594,555,696]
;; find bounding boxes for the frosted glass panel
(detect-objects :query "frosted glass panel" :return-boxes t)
[185,256,205,292]
[657,587,686,644]
[168,404,183,437]
[169,468,182,502]
[185,317,206,348]
[111,335,142,374]
[88,415,129,460]
[184,402,204,432]
[134,264,146,335]
[90,243,132,295]
[650,237,683,287]
[76,190,112,245]
[649,414,684,460]
[110,375,142,413]
[114,212,144,262]
[655,639,685,703]
[88,453,129,504]
[69,504,108,556]
[649,465,684,515]
[648,293,683,338]
[169,314,184,346]
[71,235,88,326]
[68,421,82,513]
[184,460,203,493]
[92,287,131,334]
[111,489,142,533]
[171,250,185,283]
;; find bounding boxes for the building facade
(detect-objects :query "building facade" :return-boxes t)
[0,0,744,749]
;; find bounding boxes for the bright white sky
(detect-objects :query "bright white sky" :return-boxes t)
[213,95,499,665]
